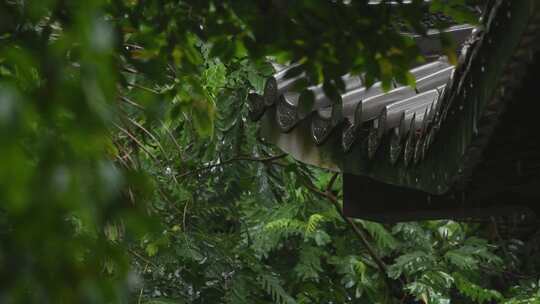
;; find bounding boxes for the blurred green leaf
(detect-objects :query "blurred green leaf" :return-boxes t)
[192,99,215,138]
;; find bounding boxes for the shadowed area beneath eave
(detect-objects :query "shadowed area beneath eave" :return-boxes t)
[344,52,540,222]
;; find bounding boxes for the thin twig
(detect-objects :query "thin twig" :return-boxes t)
[122,66,139,75]
[113,122,158,162]
[183,199,190,232]
[137,263,148,304]
[177,153,287,179]
[124,43,144,51]
[120,95,145,110]
[128,83,160,95]
[128,248,158,269]
[162,122,183,153]
[126,117,167,156]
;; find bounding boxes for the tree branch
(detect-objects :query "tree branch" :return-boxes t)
[325,172,339,193]
[177,153,288,179]
[304,172,397,292]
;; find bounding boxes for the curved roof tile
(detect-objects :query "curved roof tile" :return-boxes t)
[252,0,540,195]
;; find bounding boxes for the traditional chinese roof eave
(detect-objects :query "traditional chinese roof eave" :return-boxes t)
[252,0,540,196]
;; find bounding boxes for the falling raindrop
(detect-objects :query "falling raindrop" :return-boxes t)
[165,167,172,175]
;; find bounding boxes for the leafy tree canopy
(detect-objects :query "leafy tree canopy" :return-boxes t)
[0,0,539,303]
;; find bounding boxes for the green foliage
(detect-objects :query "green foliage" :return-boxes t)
[260,274,297,304]
[224,274,251,304]
[144,299,185,304]
[2,0,540,304]
[0,0,153,302]
[359,220,399,251]
[453,272,502,304]
[293,245,326,282]
[503,280,540,304]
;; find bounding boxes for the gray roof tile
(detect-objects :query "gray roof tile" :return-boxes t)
[251,0,540,202]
